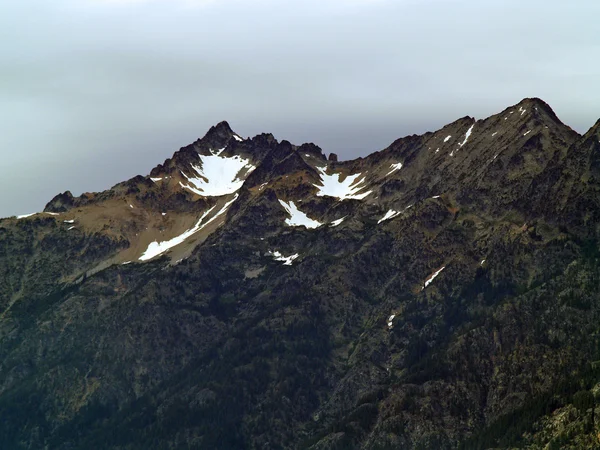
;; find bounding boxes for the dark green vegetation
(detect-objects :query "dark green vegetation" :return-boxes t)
[3,98,600,448]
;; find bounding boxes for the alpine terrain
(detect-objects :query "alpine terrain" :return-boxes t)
[4,97,600,449]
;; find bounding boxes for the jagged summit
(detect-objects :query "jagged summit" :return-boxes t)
[25,97,590,267]
[210,119,234,134]
[13,97,600,270]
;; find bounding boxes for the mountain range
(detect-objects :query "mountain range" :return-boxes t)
[2,97,600,449]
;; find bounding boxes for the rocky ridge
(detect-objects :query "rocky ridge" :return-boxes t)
[2,98,600,449]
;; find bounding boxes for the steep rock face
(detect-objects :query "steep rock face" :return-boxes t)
[2,98,600,449]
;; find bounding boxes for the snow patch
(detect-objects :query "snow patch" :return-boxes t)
[480,259,486,265]
[150,177,162,182]
[423,266,445,289]
[63,220,75,224]
[279,200,322,229]
[459,124,475,147]
[378,209,400,223]
[444,135,452,142]
[180,148,256,197]
[313,167,371,200]
[378,205,412,224]
[67,226,76,231]
[330,216,346,227]
[139,195,238,261]
[233,134,243,142]
[268,250,299,266]
[492,132,498,137]
[523,130,531,136]
[386,162,403,176]
[387,314,396,328]
[16,213,36,219]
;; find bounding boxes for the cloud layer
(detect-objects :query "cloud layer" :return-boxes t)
[1,0,600,217]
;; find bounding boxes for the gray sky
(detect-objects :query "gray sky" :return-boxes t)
[1,0,600,217]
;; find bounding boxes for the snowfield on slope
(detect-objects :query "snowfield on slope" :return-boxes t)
[378,209,401,224]
[386,162,403,176]
[180,148,256,196]
[268,250,300,266]
[313,167,371,200]
[139,195,238,261]
[330,216,346,227]
[378,205,412,224]
[278,200,322,229]
[423,266,445,289]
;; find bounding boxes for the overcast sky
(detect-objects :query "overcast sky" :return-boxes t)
[1,0,599,217]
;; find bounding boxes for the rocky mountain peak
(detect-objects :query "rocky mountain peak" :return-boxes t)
[44,190,75,213]
[202,120,236,144]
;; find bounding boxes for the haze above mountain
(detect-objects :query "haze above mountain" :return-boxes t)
[2,0,600,217]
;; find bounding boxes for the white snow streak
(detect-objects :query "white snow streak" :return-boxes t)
[278,200,322,229]
[423,266,445,289]
[150,177,162,182]
[199,194,239,229]
[378,205,412,224]
[139,195,238,261]
[459,124,475,147]
[523,130,531,136]
[180,148,256,197]
[313,167,371,200]
[492,132,498,137]
[233,135,243,142]
[330,216,347,227]
[67,226,76,231]
[387,314,396,328]
[444,135,452,142]
[386,162,403,176]
[16,211,60,219]
[269,251,300,266]
[64,220,75,224]
[480,259,486,265]
[378,210,400,223]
